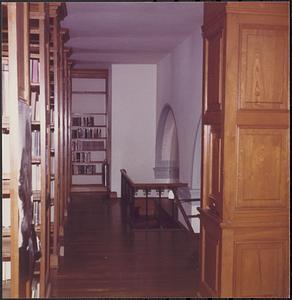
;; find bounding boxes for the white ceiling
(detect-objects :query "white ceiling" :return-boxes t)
[61,2,203,68]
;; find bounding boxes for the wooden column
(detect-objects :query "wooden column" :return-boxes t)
[199,3,289,297]
[58,28,70,239]
[67,60,73,203]
[38,3,51,297]
[49,4,60,268]
[48,3,67,268]
[63,47,72,225]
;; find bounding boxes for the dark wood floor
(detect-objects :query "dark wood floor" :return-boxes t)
[51,192,199,298]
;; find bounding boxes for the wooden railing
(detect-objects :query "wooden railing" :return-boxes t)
[120,169,197,235]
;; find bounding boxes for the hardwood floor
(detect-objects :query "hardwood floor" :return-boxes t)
[51,192,199,298]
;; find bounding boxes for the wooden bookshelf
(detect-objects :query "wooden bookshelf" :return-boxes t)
[2,3,70,298]
[1,3,31,298]
[70,69,109,190]
[71,114,108,179]
[47,3,71,272]
[29,3,52,298]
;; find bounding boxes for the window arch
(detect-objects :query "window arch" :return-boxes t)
[154,104,179,181]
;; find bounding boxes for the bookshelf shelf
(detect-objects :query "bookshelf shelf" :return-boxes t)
[2,227,11,237]
[2,179,10,196]
[72,137,107,140]
[72,112,107,116]
[31,121,41,126]
[2,235,11,261]
[32,157,41,164]
[72,149,107,152]
[72,160,104,164]
[2,116,10,129]
[72,125,107,128]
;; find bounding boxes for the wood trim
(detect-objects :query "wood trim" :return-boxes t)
[72,68,108,79]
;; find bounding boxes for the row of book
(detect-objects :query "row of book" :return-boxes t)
[2,198,10,228]
[72,140,104,151]
[72,116,95,127]
[32,130,41,157]
[2,60,9,116]
[50,131,54,149]
[50,204,54,223]
[2,134,10,177]
[72,151,92,162]
[30,58,40,83]
[31,91,40,121]
[50,180,54,197]
[50,108,54,124]
[33,201,41,225]
[32,165,41,191]
[2,262,11,281]
[51,157,55,174]
[72,128,104,139]
[72,165,97,175]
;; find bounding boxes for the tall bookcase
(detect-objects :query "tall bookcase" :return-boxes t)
[2,3,31,298]
[2,2,71,298]
[29,3,52,297]
[71,70,109,191]
[47,3,69,270]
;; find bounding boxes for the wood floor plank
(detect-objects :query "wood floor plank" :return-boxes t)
[51,193,199,298]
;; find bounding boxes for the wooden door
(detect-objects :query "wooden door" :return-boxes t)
[199,2,289,297]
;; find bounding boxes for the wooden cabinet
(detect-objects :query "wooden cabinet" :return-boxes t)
[199,2,289,297]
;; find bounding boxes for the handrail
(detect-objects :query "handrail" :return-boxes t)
[120,169,188,190]
[120,169,198,235]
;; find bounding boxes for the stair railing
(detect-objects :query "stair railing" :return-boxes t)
[120,169,199,233]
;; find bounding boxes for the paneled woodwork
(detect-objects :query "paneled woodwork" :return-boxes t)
[234,240,285,297]
[205,31,223,112]
[236,128,288,209]
[208,126,222,216]
[238,25,288,110]
[199,212,220,297]
[199,3,289,298]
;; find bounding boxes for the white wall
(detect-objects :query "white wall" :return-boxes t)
[156,26,203,226]
[111,64,157,196]
[157,29,203,188]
